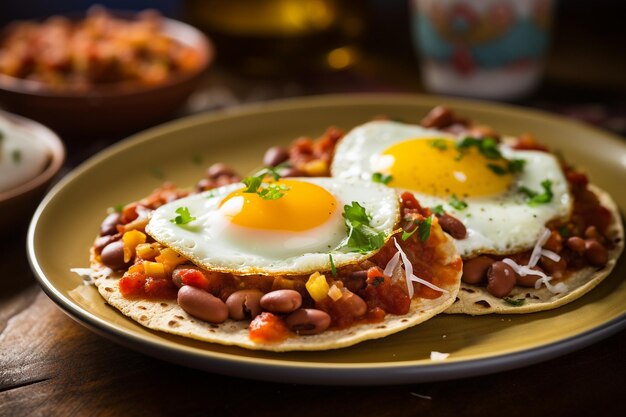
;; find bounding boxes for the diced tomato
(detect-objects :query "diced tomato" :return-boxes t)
[249,312,288,343]
[119,271,177,299]
[120,203,139,224]
[180,269,211,291]
[360,267,411,316]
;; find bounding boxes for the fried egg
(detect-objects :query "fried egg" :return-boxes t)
[146,177,400,275]
[331,120,572,258]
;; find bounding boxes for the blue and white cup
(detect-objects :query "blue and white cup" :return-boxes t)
[412,0,554,100]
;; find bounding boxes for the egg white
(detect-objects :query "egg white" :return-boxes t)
[331,121,572,258]
[146,177,400,275]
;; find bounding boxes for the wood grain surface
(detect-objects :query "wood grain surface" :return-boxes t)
[2,220,625,417]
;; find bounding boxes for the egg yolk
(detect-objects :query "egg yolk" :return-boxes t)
[378,138,512,197]
[219,179,338,231]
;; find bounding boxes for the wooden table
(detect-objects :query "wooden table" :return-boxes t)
[3,10,626,411]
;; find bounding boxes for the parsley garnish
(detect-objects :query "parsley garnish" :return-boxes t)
[402,215,433,242]
[329,254,337,277]
[519,180,553,206]
[449,194,468,210]
[486,163,507,175]
[342,202,385,253]
[170,207,196,225]
[242,168,289,200]
[372,172,393,185]
[430,139,448,150]
[508,159,526,173]
[431,205,445,216]
[504,297,526,307]
[12,149,21,163]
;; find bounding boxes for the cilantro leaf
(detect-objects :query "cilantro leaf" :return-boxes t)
[12,149,22,164]
[504,297,526,307]
[508,159,526,173]
[170,207,196,225]
[258,183,290,200]
[431,205,445,216]
[479,138,501,159]
[402,216,433,242]
[329,254,337,277]
[486,163,507,175]
[430,139,448,150]
[449,194,468,210]
[242,168,289,200]
[343,202,385,253]
[243,175,263,193]
[372,172,393,185]
[519,180,553,206]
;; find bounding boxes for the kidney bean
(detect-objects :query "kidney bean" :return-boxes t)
[421,106,453,128]
[226,289,264,320]
[584,226,600,239]
[540,256,567,275]
[99,212,121,236]
[263,146,289,167]
[206,163,236,179]
[516,268,541,287]
[177,285,228,323]
[437,213,467,239]
[462,256,494,285]
[344,270,367,293]
[260,289,302,313]
[337,290,367,317]
[566,236,586,253]
[100,240,129,270]
[285,309,331,335]
[584,239,608,267]
[94,233,120,253]
[543,230,563,253]
[486,261,518,298]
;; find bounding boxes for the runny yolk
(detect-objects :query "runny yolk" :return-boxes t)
[219,179,338,231]
[377,138,512,197]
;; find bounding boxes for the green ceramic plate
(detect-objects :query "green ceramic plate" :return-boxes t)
[28,94,626,385]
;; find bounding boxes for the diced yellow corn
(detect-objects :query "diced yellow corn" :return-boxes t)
[123,230,147,263]
[306,272,330,302]
[155,248,186,272]
[327,284,343,302]
[302,160,328,176]
[135,243,160,260]
[128,263,145,274]
[143,261,166,279]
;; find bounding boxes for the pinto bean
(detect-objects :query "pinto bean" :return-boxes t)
[437,213,467,239]
[540,256,567,275]
[344,270,368,293]
[462,256,494,285]
[338,290,368,317]
[516,269,542,287]
[260,289,302,313]
[100,240,128,270]
[421,106,454,128]
[566,236,586,253]
[206,163,236,179]
[263,146,289,167]
[177,285,228,323]
[99,212,121,236]
[584,239,609,267]
[285,309,331,335]
[226,290,264,320]
[486,261,518,298]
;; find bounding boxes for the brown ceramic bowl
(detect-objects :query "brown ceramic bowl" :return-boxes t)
[0,110,65,232]
[0,13,212,137]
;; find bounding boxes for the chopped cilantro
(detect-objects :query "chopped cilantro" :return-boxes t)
[504,297,526,307]
[430,139,448,150]
[113,204,125,213]
[170,206,196,225]
[478,138,501,159]
[191,153,203,165]
[329,254,337,277]
[486,163,507,175]
[12,149,21,163]
[372,172,393,185]
[519,180,553,206]
[508,159,526,173]
[402,215,433,242]
[449,194,468,210]
[242,168,289,200]
[342,202,385,253]
[372,276,385,287]
[431,205,445,216]
[205,191,216,199]
[559,226,570,238]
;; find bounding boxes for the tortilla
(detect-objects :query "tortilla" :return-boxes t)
[445,185,624,315]
[87,231,461,352]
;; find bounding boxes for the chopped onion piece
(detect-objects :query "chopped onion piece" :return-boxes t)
[540,249,561,263]
[393,238,448,298]
[528,228,552,267]
[430,351,450,361]
[383,250,401,277]
[328,284,343,301]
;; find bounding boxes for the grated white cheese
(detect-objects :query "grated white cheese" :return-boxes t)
[528,228,552,267]
[540,248,561,263]
[502,258,568,294]
[430,351,450,361]
[393,238,448,298]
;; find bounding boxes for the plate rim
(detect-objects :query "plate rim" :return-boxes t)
[27,92,626,385]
